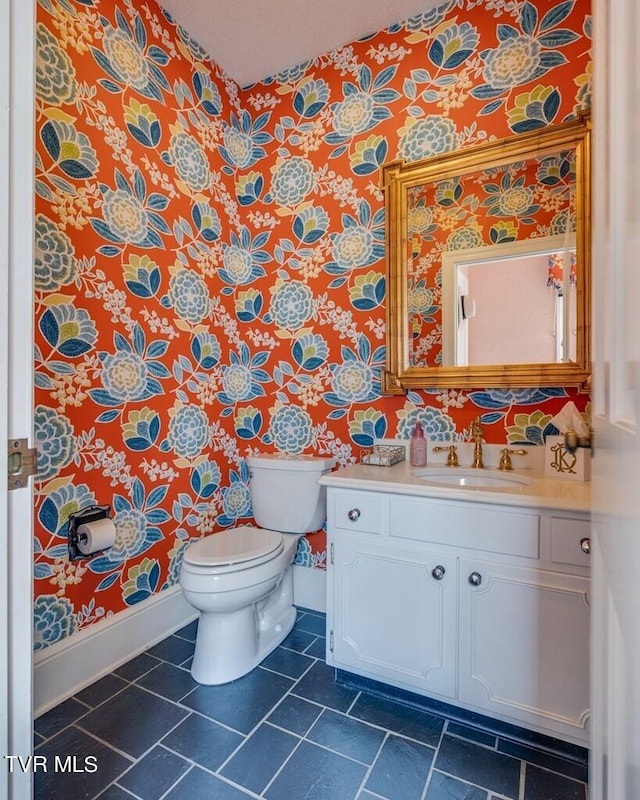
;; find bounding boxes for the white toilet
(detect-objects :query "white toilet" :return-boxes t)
[179,453,335,685]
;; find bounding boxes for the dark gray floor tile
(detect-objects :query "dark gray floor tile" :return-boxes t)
[426,770,488,800]
[135,661,198,702]
[447,721,497,749]
[147,635,195,666]
[524,763,587,800]
[280,627,317,653]
[34,697,88,739]
[78,685,188,759]
[161,712,243,772]
[307,708,385,765]
[365,734,434,800]
[174,619,198,642]
[114,653,161,682]
[267,694,323,736]
[118,745,190,800]
[34,725,131,800]
[221,722,299,794]
[296,613,326,636]
[349,693,444,747]
[96,786,138,800]
[435,735,521,798]
[181,667,293,734]
[165,766,254,799]
[498,739,588,783]
[265,739,367,800]
[261,645,315,679]
[305,636,327,658]
[75,673,128,708]
[293,660,359,712]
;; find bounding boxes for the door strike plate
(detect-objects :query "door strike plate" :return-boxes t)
[7,439,37,490]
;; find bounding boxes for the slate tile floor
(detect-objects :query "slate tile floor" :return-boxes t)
[35,608,588,800]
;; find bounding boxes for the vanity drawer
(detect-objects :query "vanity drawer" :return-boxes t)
[550,517,591,568]
[332,491,384,535]
[388,498,539,558]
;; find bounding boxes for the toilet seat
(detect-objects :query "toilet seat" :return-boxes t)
[183,526,284,573]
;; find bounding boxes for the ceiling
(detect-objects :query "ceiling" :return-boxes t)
[156,0,443,87]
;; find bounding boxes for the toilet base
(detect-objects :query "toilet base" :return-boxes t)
[190,568,297,685]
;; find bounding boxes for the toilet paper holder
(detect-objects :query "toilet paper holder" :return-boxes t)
[68,504,112,561]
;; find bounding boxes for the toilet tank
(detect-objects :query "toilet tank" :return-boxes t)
[247,454,335,534]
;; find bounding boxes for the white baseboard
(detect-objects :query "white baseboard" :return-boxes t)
[33,585,197,718]
[292,565,326,613]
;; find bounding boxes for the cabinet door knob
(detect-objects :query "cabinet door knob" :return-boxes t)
[580,537,591,554]
[431,565,446,580]
[468,571,482,586]
[347,508,361,521]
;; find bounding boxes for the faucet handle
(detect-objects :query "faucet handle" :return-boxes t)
[498,448,527,472]
[433,445,459,467]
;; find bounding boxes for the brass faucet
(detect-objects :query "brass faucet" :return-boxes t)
[433,444,459,467]
[498,448,528,471]
[470,417,484,468]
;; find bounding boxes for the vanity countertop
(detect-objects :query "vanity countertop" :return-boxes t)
[319,461,590,514]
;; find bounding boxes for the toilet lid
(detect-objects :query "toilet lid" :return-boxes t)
[183,526,283,567]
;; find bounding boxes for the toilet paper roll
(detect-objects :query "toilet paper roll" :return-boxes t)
[76,518,117,555]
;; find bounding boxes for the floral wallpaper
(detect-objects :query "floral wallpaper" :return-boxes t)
[407,148,576,366]
[33,0,591,651]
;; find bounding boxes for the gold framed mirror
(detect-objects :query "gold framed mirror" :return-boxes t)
[381,113,591,394]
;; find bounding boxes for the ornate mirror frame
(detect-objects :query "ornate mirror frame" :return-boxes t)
[381,113,591,394]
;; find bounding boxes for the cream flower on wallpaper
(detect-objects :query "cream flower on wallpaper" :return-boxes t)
[222,127,255,169]
[407,205,433,235]
[102,189,149,244]
[446,225,483,251]
[103,27,149,90]
[268,404,313,454]
[499,185,535,217]
[167,404,210,459]
[330,361,375,403]
[398,115,460,163]
[482,36,542,91]
[332,226,375,270]
[34,214,77,292]
[270,281,314,330]
[222,364,254,402]
[222,245,254,286]
[109,508,148,560]
[101,351,148,401]
[270,156,315,207]
[332,92,376,137]
[34,405,75,480]
[167,269,210,324]
[35,23,77,105]
[169,131,211,192]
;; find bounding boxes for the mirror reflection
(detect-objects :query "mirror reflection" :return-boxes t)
[382,114,591,392]
[439,235,577,367]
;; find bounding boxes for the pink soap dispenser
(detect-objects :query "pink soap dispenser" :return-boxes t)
[410,421,427,467]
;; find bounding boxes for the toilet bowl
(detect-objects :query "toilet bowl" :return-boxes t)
[179,453,334,685]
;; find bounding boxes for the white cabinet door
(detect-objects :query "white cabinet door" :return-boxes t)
[458,558,590,742]
[331,536,457,699]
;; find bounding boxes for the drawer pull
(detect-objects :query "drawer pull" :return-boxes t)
[580,537,591,554]
[347,508,361,522]
[468,571,482,587]
[431,565,446,580]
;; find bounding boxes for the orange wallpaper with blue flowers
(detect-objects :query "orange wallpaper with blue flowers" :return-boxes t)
[33,0,591,650]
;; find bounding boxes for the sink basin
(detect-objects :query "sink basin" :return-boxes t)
[413,468,531,490]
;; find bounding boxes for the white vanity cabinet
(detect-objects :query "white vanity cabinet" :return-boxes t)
[325,484,591,745]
